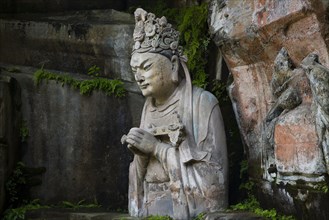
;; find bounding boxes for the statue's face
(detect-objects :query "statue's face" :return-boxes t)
[130,52,177,104]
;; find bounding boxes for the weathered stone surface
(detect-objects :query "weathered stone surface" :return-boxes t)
[209,0,329,217]
[0,143,6,213]
[0,75,21,212]
[0,10,135,81]
[1,0,127,13]
[1,65,144,210]
[26,208,136,220]
[275,105,326,178]
[0,8,144,211]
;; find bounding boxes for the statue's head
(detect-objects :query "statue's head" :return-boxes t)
[130,8,186,105]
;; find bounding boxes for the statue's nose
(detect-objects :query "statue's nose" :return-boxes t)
[135,71,145,83]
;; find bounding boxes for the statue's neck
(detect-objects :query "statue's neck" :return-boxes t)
[153,79,185,107]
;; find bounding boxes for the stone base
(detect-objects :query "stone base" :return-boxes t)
[205,211,265,220]
[26,208,136,220]
[25,209,264,220]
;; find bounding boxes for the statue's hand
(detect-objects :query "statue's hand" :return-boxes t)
[126,127,159,155]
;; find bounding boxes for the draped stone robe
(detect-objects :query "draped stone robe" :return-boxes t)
[128,80,228,219]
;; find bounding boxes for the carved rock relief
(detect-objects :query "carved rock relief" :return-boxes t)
[263,48,328,183]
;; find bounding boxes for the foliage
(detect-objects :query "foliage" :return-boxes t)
[19,120,29,142]
[58,199,101,210]
[193,212,205,220]
[314,182,329,193]
[5,162,28,206]
[157,3,210,88]
[5,162,46,210]
[34,68,126,98]
[230,160,295,220]
[3,199,49,220]
[176,3,210,88]
[87,65,101,77]
[231,194,295,220]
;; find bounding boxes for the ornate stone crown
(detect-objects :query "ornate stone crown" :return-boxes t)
[133,8,184,58]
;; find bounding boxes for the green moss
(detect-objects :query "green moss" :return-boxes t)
[176,3,210,88]
[34,68,126,98]
[159,3,210,88]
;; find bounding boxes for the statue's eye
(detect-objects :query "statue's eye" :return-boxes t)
[144,63,152,71]
[131,67,137,73]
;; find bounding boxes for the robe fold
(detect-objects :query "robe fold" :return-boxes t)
[128,79,228,219]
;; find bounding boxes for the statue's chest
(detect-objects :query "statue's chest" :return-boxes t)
[145,110,181,130]
[144,102,184,147]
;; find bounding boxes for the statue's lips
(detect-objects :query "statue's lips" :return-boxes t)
[139,84,149,89]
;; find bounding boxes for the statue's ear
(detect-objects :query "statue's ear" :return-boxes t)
[171,55,179,83]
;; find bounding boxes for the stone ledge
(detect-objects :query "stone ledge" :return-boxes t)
[26,209,265,220]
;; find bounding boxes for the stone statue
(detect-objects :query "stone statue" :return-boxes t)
[302,52,329,174]
[121,8,228,219]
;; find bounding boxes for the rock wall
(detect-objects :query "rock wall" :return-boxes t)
[0,76,21,212]
[1,0,127,13]
[0,10,144,209]
[209,0,329,218]
[0,10,135,81]
[2,68,142,209]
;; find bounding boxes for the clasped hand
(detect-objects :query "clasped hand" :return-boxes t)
[125,127,159,155]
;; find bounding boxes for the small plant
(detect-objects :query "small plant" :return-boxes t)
[3,199,49,220]
[59,199,101,210]
[5,162,46,208]
[193,212,205,220]
[20,120,29,142]
[314,182,329,193]
[6,162,28,206]
[231,194,295,220]
[87,65,101,77]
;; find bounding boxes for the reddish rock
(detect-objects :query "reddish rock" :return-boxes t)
[209,0,329,217]
[275,105,326,175]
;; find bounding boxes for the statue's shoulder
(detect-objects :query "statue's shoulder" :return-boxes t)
[192,86,219,107]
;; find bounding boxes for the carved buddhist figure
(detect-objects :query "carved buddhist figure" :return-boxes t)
[121,8,228,219]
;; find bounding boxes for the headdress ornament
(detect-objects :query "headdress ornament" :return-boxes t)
[133,8,186,61]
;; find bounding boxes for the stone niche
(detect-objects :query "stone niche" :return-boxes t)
[0,9,144,210]
[209,0,329,218]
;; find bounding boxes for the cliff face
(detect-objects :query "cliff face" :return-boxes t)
[0,9,144,209]
[209,0,329,218]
